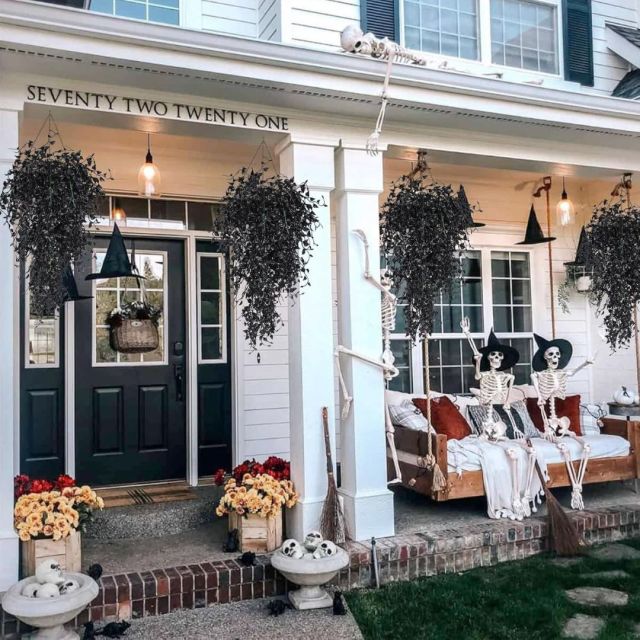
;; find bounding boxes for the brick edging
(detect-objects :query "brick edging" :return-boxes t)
[2,504,640,638]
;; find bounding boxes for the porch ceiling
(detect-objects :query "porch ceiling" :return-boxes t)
[2,0,640,149]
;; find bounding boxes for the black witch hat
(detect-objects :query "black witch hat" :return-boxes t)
[532,333,573,372]
[563,227,592,268]
[457,185,485,228]
[85,223,142,281]
[516,205,555,245]
[62,264,92,301]
[475,330,520,371]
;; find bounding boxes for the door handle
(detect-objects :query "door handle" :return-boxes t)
[174,364,184,402]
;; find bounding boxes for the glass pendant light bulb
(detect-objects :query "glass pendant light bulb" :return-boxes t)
[556,177,575,227]
[137,134,161,197]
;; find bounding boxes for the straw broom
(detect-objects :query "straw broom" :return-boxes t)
[530,445,584,556]
[320,406,347,544]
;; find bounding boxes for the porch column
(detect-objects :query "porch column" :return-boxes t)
[278,139,336,541]
[0,108,20,591]
[335,144,394,541]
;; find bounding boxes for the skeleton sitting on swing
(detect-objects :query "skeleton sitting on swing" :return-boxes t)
[531,334,595,509]
[461,319,538,519]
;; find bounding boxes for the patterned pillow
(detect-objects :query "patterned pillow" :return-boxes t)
[388,400,430,431]
[467,400,538,439]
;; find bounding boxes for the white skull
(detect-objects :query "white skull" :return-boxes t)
[313,540,338,559]
[488,351,504,370]
[22,582,40,598]
[59,579,80,595]
[544,346,561,369]
[36,582,61,599]
[340,25,364,52]
[35,560,64,585]
[303,531,323,552]
[280,539,304,559]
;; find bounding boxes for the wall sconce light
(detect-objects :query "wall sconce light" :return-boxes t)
[556,177,575,227]
[137,134,161,198]
[110,197,127,223]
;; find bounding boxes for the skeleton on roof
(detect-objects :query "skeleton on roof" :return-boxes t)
[335,229,403,484]
[530,334,595,510]
[461,320,538,519]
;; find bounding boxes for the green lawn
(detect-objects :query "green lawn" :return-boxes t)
[345,540,640,640]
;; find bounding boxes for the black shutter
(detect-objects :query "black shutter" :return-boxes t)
[563,0,594,86]
[361,0,399,41]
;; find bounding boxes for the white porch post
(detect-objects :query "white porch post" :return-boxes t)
[335,144,394,541]
[278,139,336,541]
[0,108,20,591]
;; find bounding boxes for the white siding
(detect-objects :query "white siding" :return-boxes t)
[288,0,361,49]
[591,0,637,94]
[201,0,258,38]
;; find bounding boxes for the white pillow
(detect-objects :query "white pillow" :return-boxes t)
[388,400,431,431]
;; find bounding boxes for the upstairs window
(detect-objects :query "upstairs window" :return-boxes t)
[402,0,560,75]
[404,0,479,60]
[490,0,558,73]
[89,0,179,26]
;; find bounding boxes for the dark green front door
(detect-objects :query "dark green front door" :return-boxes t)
[74,236,187,485]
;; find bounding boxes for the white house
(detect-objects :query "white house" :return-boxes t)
[2,0,640,592]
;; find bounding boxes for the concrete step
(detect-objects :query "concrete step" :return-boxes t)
[85,485,222,540]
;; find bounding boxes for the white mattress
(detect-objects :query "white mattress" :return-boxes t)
[446,434,630,473]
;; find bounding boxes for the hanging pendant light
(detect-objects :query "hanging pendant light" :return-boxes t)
[110,197,127,223]
[137,134,161,197]
[556,177,575,227]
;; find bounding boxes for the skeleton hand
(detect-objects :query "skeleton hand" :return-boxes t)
[460,317,471,334]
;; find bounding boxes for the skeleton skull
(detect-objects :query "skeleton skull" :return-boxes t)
[488,351,504,370]
[312,540,338,559]
[36,583,61,599]
[303,531,323,552]
[59,579,80,595]
[35,560,64,585]
[544,346,561,370]
[22,582,40,598]
[280,539,304,559]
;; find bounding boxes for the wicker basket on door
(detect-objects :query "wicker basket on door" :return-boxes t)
[109,318,159,354]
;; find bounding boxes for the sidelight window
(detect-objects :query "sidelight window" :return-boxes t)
[197,253,227,363]
[25,286,59,368]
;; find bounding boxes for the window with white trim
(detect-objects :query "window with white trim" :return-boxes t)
[25,286,59,368]
[89,0,179,25]
[402,0,560,74]
[388,248,534,395]
[197,253,227,363]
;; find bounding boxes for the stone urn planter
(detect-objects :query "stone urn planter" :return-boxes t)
[271,547,349,610]
[2,572,98,640]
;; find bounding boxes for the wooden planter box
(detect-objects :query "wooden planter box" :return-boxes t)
[21,530,82,578]
[228,512,283,553]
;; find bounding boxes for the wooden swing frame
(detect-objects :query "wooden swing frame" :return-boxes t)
[387,417,640,501]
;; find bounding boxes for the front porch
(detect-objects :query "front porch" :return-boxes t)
[3,482,640,638]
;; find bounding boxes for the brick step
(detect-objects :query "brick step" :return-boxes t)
[3,504,640,639]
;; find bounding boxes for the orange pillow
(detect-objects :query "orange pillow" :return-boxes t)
[412,396,471,441]
[526,395,582,436]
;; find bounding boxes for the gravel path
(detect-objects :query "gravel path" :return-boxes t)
[122,597,364,640]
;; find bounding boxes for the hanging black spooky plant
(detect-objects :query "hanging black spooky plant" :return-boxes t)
[586,194,640,351]
[215,162,321,350]
[380,152,470,339]
[0,121,107,315]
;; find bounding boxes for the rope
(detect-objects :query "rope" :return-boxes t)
[416,336,447,492]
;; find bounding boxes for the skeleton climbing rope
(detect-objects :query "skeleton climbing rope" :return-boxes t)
[334,229,404,485]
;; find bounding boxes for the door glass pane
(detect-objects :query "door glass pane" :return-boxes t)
[93,251,166,365]
[202,327,222,360]
[27,316,57,366]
